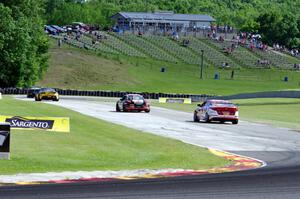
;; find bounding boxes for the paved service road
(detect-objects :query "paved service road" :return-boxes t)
[3,96,299,199]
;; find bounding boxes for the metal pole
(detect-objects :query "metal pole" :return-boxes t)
[200,50,204,79]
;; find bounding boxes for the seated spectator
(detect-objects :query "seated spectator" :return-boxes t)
[219,36,224,42]
[249,43,254,50]
[221,62,226,69]
[221,62,230,69]
[182,39,190,47]
[224,47,233,54]
[257,59,271,65]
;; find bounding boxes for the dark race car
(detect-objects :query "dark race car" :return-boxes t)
[193,99,239,124]
[116,94,150,113]
[27,86,41,98]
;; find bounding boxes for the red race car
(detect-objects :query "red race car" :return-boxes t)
[193,99,239,124]
[116,94,150,113]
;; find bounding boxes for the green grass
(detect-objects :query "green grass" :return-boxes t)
[0,97,229,175]
[151,98,300,130]
[232,98,300,129]
[37,38,300,95]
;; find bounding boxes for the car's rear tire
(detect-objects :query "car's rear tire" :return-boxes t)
[232,120,238,125]
[116,104,120,112]
[193,112,199,122]
[35,96,41,101]
[145,109,150,113]
[204,113,211,123]
[53,97,59,101]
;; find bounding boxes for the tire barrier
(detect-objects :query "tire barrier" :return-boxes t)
[0,88,213,102]
[2,88,299,101]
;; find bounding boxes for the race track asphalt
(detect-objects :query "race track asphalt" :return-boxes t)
[2,96,300,199]
[1,163,300,199]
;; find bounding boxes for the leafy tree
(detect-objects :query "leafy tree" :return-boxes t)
[257,11,300,48]
[0,0,48,87]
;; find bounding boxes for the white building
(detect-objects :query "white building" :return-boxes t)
[111,11,216,32]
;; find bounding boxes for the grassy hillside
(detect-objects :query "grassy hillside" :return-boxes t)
[38,38,300,95]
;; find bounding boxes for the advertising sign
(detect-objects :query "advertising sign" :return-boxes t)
[0,123,10,160]
[159,98,192,104]
[0,116,70,133]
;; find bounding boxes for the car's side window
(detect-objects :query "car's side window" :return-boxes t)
[205,102,210,108]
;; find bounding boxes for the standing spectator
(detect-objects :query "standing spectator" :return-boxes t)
[57,39,62,47]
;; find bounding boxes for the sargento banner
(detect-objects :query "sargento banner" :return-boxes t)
[0,116,70,133]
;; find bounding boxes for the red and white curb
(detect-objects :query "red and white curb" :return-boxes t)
[0,149,265,186]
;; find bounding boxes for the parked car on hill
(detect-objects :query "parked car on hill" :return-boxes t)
[27,86,41,98]
[193,99,238,124]
[116,94,150,113]
[45,25,58,35]
[35,88,59,101]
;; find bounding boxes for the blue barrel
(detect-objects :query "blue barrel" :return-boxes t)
[214,73,219,80]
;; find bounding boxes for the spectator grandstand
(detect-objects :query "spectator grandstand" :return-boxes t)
[47,23,300,71]
[115,33,178,62]
[91,31,146,58]
[186,37,239,68]
[144,35,206,65]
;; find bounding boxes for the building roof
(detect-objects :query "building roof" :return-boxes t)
[112,12,215,22]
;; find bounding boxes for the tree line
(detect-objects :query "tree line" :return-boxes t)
[45,0,300,48]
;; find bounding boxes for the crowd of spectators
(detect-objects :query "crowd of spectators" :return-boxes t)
[210,25,234,33]
[274,43,300,57]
